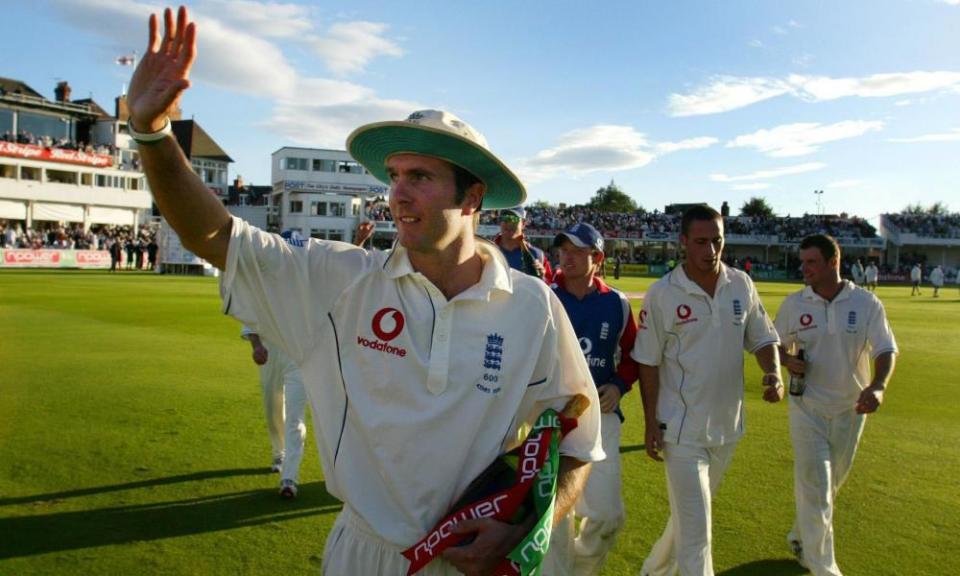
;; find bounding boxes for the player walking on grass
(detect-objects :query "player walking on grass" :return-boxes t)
[632,205,783,576]
[242,325,307,499]
[547,223,639,575]
[126,7,602,575]
[775,234,897,576]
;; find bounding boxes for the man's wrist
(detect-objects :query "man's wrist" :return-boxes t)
[129,117,173,144]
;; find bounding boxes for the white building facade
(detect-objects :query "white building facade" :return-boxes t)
[271,147,389,242]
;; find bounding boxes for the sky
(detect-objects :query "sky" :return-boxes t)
[5,0,959,221]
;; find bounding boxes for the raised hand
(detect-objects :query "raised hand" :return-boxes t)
[128,6,197,133]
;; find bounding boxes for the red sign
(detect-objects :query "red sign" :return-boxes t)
[76,251,112,266]
[3,249,61,266]
[0,141,113,168]
[800,313,813,327]
[676,304,692,320]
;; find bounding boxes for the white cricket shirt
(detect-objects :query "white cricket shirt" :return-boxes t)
[219,218,604,547]
[631,263,779,447]
[775,281,898,413]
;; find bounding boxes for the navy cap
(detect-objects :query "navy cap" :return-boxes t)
[553,222,604,252]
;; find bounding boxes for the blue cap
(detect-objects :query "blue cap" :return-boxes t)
[280,229,306,247]
[501,206,526,219]
[553,222,604,252]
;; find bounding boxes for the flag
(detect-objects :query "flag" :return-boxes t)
[116,55,135,66]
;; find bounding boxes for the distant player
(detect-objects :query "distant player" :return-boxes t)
[929,265,944,298]
[548,223,639,575]
[494,205,553,281]
[910,263,922,295]
[850,259,864,285]
[775,234,897,576]
[242,326,308,498]
[864,261,879,292]
[633,205,782,576]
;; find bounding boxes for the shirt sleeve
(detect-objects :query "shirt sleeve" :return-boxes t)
[219,217,373,364]
[743,279,780,353]
[866,297,898,358]
[529,288,605,463]
[773,297,797,353]
[631,282,665,366]
[612,291,640,394]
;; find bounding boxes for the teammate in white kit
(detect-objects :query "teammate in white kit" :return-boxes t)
[774,234,897,576]
[910,263,922,295]
[126,8,603,575]
[632,205,783,576]
[241,326,307,498]
[929,265,944,298]
[864,261,879,292]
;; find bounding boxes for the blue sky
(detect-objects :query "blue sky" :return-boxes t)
[5,0,959,220]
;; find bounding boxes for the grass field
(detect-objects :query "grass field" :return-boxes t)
[1,269,958,575]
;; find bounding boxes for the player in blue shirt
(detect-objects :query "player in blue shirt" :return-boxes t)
[549,222,639,575]
[493,205,553,282]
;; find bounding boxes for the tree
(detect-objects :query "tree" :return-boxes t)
[530,199,556,210]
[586,180,639,212]
[740,196,775,219]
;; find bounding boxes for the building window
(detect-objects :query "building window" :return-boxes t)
[290,200,303,213]
[331,202,346,217]
[310,229,345,241]
[284,157,308,171]
[46,169,78,184]
[352,203,360,216]
[21,166,41,181]
[310,201,327,216]
[0,163,15,179]
[337,160,362,174]
[312,159,337,172]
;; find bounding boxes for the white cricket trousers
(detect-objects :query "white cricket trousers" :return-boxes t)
[260,349,307,482]
[573,413,625,575]
[787,397,865,576]
[641,442,737,576]
[322,506,462,575]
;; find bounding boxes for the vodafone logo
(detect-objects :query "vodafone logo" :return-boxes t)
[372,308,405,341]
[800,313,813,327]
[358,307,407,358]
[676,304,692,320]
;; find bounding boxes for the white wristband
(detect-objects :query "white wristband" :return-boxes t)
[129,117,172,144]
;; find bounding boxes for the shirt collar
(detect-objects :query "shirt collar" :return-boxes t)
[381,237,513,299]
[802,280,853,303]
[553,271,611,294]
[670,262,732,296]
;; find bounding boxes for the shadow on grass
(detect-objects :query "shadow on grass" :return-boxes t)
[620,444,647,454]
[0,475,342,559]
[0,467,269,507]
[717,559,807,575]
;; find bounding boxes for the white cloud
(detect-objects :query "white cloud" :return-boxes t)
[669,71,960,116]
[827,179,862,189]
[772,25,788,35]
[748,39,763,49]
[198,0,314,39]
[308,21,403,75]
[731,183,770,191]
[516,126,717,184]
[655,137,719,154]
[710,162,826,182]
[727,120,884,157]
[669,76,793,117]
[792,53,814,68]
[939,0,960,5]
[50,0,414,149]
[887,128,960,143]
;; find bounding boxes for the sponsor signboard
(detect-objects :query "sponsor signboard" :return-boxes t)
[0,249,111,268]
[0,141,113,168]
